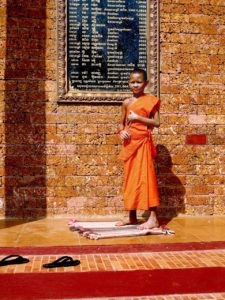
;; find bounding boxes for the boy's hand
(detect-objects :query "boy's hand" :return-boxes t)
[120,130,130,141]
[127,110,138,123]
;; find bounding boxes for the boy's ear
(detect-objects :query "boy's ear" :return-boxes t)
[145,80,149,87]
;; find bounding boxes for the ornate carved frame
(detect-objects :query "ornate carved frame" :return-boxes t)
[57,0,160,104]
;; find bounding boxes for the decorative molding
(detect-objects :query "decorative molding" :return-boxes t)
[148,0,160,98]
[57,0,160,104]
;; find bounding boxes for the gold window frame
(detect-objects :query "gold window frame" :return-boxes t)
[57,0,160,104]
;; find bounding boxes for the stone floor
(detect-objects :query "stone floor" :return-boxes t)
[1,215,225,247]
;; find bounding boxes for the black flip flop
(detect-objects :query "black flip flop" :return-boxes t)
[42,256,80,268]
[0,255,30,266]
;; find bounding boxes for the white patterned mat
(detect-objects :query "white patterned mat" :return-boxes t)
[68,220,175,240]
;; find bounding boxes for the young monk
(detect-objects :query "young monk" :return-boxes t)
[117,68,160,230]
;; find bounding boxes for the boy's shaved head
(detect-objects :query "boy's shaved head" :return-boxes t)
[130,68,147,81]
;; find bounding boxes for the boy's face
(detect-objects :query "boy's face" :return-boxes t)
[128,72,148,96]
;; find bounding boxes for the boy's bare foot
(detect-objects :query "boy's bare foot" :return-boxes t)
[137,219,159,230]
[138,207,159,230]
[115,210,138,227]
[115,219,139,226]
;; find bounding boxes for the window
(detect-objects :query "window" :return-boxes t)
[57,0,160,103]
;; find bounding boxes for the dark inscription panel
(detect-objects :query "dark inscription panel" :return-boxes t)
[67,0,147,92]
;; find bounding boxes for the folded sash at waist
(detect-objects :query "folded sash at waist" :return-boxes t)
[119,133,152,162]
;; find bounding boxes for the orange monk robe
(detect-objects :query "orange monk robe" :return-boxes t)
[119,94,160,211]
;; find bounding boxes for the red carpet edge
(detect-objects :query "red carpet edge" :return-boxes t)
[0,241,225,255]
[0,267,225,298]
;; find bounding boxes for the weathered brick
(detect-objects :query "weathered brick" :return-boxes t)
[65,176,84,187]
[186,185,214,195]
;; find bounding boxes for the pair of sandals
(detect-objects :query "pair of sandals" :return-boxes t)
[0,254,80,269]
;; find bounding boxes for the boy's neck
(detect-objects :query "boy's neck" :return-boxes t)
[133,92,145,98]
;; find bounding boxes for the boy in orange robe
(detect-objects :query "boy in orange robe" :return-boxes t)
[117,68,160,229]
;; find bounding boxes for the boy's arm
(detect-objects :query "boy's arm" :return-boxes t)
[117,101,126,132]
[118,100,131,140]
[127,110,160,128]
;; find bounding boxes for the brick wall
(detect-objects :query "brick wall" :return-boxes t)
[1,0,47,218]
[159,0,225,215]
[0,0,224,218]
